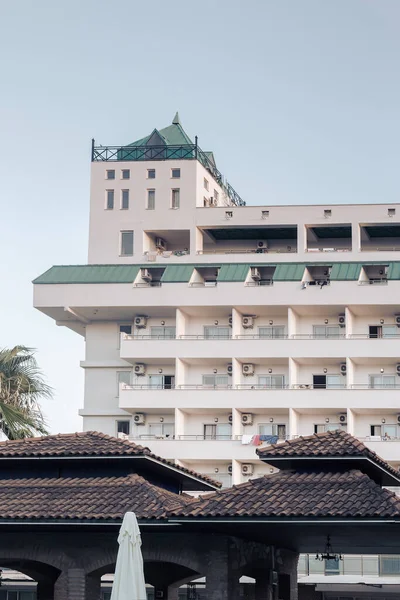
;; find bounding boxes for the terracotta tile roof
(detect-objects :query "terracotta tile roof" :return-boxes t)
[256,430,400,481]
[0,474,193,521]
[170,470,400,519]
[0,432,220,489]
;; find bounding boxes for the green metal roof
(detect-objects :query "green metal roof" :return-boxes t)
[273,264,306,281]
[330,263,362,280]
[129,114,193,148]
[161,265,194,283]
[33,265,141,284]
[217,264,251,282]
[33,262,400,285]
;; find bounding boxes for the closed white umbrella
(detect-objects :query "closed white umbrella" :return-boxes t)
[111,512,147,600]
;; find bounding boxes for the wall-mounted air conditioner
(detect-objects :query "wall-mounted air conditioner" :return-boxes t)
[155,237,167,251]
[135,316,148,329]
[396,364,400,376]
[257,241,268,250]
[241,413,253,426]
[228,315,233,327]
[395,314,400,326]
[133,413,146,425]
[228,464,233,474]
[242,363,255,376]
[241,463,254,475]
[340,363,347,375]
[227,364,233,375]
[242,316,254,329]
[338,314,345,327]
[251,268,261,281]
[339,413,347,424]
[141,269,152,282]
[134,363,146,376]
[228,414,233,423]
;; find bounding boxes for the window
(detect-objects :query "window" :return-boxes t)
[147,189,155,210]
[313,325,341,339]
[204,326,231,339]
[259,326,285,339]
[369,374,396,388]
[314,423,343,433]
[202,374,230,388]
[171,188,180,209]
[171,168,180,179]
[121,189,129,210]
[325,558,340,575]
[106,169,115,180]
[120,231,134,256]
[147,169,156,179]
[258,375,285,389]
[148,375,175,389]
[259,423,286,439]
[148,422,175,438]
[203,197,209,207]
[204,423,232,440]
[213,189,219,202]
[118,323,132,348]
[204,178,209,191]
[117,420,130,435]
[117,371,131,395]
[369,325,398,338]
[312,375,343,389]
[106,189,114,210]
[121,169,130,180]
[371,424,398,438]
[324,209,332,218]
[380,555,400,574]
[388,208,396,217]
[150,326,176,339]
[261,210,269,219]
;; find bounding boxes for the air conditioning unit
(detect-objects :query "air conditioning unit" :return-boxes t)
[396,364,400,376]
[257,241,268,250]
[242,363,255,376]
[397,414,400,424]
[134,316,148,329]
[228,315,233,327]
[251,267,261,281]
[241,413,253,425]
[133,413,146,425]
[141,269,152,282]
[227,364,233,375]
[339,413,347,424]
[228,464,233,474]
[155,237,167,251]
[241,463,254,476]
[340,363,347,375]
[395,314,400,326]
[242,316,254,329]
[134,363,146,376]
[338,314,345,327]
[228,414,233,423]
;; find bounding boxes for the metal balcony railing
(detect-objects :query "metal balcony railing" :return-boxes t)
[121,383,400,391]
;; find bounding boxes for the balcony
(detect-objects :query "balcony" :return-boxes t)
[131,436,259,460]
[120,333,400,361]
[360,437,400,462]
[119,385,400,411]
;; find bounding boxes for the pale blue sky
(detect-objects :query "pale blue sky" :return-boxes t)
[0,0,399,433]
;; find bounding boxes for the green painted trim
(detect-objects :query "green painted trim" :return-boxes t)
[217,264,251,282]
[330,263,362,280]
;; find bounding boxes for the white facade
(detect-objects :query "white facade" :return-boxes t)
[33,116,400,491]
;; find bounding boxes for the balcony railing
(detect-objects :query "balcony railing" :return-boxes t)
[91,139,245,206]
[123,333,400,340]
[121,383,400,391]
[196,249,296,255]
[358,279,388,286]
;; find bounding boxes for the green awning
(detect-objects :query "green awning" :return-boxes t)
[273,264,305,281]
[161,265,195,283]
[387,263,400,280]
[33,265,140,284]
[330,263,362,280]
[217,264,250,282]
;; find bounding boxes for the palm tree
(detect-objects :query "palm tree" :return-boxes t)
[0,346,52,439]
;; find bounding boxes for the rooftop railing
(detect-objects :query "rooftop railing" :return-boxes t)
[91,138,245,206]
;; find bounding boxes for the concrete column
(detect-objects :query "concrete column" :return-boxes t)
[345,307,354,337]
[206,564,241,600]
[175,407,185,439]
[346,357,355,389]
[254,569,273,600]
[288,358,298,388]
[232,408,242,439]
[231,308,242,339]
[53,568,101,600]
[176,308,188,338]
[232,458,242,485]
[194,226,203,255]
[297,224,306,253]
[287,308,298,338]
[36,580,55,600]
[175,358,186,387]
[347,408,355,436]
[232,357,241,388]
[352,222,360,251]
[289,408,299,439]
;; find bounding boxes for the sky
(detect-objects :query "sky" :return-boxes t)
[0,0,399,434]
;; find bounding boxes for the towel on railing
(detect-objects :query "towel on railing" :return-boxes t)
[259,435,279,444]
[241,434,253,445]
[251,434,261,446]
